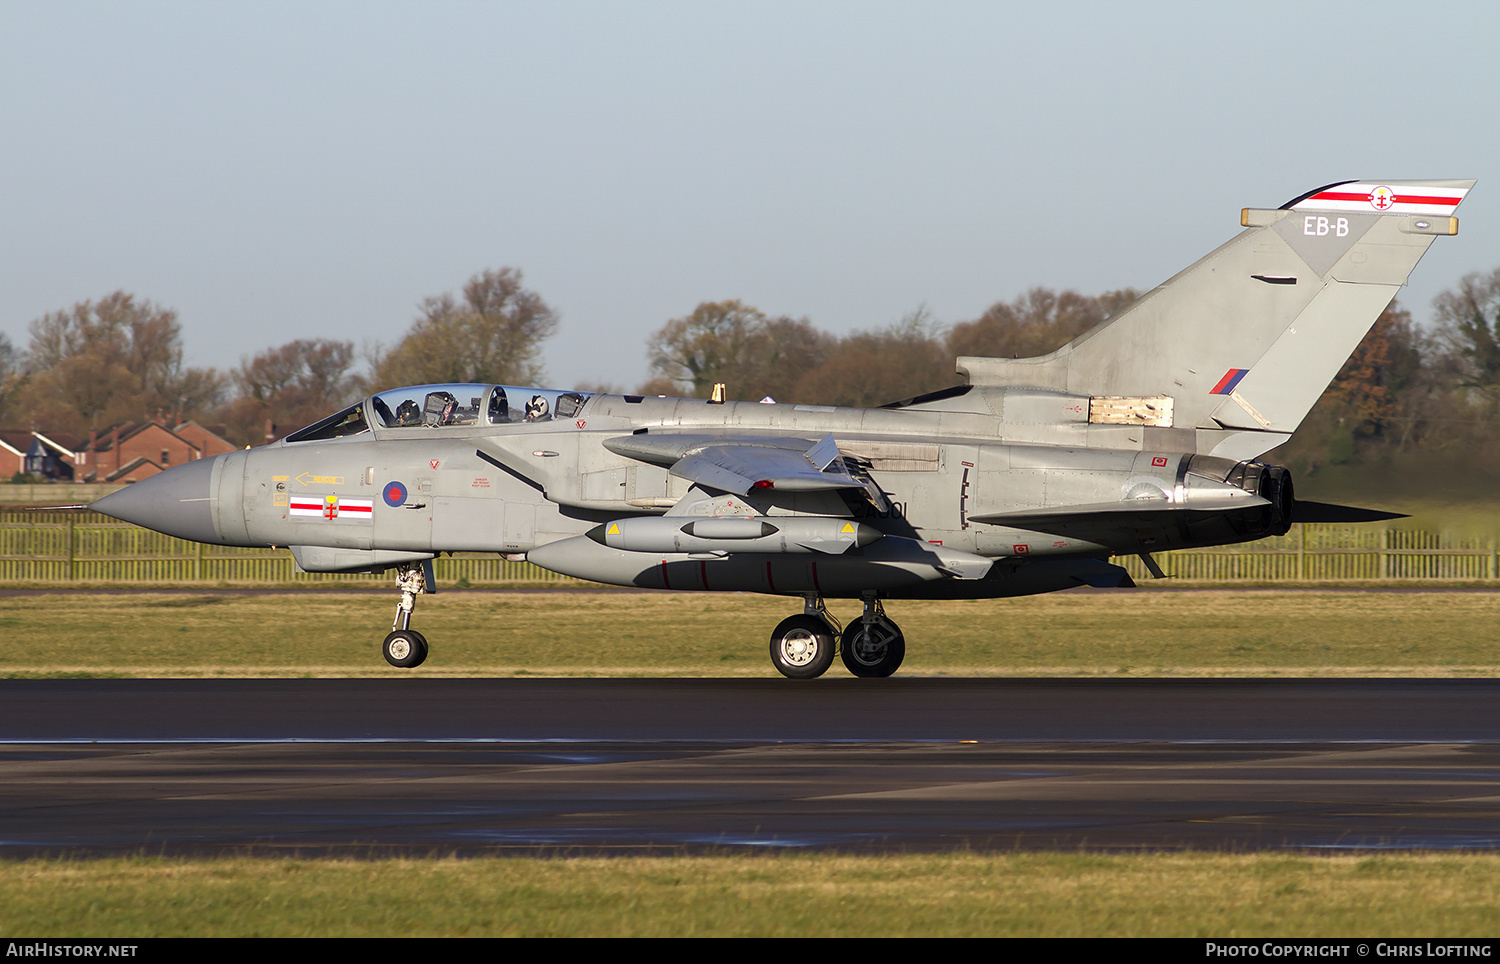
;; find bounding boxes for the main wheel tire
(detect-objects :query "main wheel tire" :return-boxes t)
[840,618,905,678]
[768,615,836,679]
[383,630,429,668]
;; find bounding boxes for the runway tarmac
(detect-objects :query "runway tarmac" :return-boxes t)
[2,679,1498,855]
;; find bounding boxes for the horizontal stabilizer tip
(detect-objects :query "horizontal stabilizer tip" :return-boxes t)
[1293,501,1408,524]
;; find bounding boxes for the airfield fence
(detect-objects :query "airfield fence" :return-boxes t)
[1117,525,1500,582]
[0,511,570,584]
[0,511,1498,584]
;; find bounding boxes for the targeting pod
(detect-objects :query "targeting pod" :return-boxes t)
[587,515,884,555]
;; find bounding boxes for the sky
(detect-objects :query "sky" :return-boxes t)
[2,0,1497,395]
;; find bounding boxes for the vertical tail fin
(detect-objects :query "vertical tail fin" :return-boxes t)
[958,179,1474,440]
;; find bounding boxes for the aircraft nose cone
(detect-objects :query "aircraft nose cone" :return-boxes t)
[90,455,222,543]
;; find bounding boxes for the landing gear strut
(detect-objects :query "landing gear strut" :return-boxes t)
[768,595,841,679]
[382,560,434,668]
[840,594,905,678]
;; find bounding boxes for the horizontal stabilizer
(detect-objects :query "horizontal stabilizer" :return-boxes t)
[1294,500,1408,524]
[969,495,1269,530]
[1072,563,1137,589]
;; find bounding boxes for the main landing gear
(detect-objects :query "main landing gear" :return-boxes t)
[382,561,434,668]
[767,593,905,680]
[841,595,905,678]
[768,597,841,680]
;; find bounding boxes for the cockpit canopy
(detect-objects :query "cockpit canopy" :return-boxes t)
[372,383,589,429]
[284,383,593,443]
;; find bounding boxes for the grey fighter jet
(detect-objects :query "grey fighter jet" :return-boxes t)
[92,179,1474,678]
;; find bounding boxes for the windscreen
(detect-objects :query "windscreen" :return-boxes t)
[284,403,370,443]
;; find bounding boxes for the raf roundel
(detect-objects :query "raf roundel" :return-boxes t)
[383,481,408,508]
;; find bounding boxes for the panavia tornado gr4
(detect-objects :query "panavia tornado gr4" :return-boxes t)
[93,179,1473,678]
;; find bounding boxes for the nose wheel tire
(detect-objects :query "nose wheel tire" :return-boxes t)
[383,630,429,668]
[769,615,836,679]
[840,618,905,678]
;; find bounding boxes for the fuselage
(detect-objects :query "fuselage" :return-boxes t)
[97,382,1287,601]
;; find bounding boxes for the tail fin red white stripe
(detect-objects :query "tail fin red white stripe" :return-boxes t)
[1288,180,1470,216]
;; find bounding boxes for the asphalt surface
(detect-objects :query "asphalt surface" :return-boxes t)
[2,679,1499,856]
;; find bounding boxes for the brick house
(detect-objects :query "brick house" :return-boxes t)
[0,432,32,479]
[0,431,84,481]
[169,421,238,460]
[79,420,235,483]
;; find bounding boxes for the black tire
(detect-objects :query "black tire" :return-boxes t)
[840,618,905,678]
[768,615,836,679]
[383,630,429,668]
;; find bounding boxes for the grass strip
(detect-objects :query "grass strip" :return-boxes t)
[0,589,1497,677]
[1,852,1497,937]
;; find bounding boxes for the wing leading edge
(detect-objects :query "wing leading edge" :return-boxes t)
[604,433,866,496]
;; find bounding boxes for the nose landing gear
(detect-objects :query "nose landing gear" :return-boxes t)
[383,628,428,667]
[383,561,434,668]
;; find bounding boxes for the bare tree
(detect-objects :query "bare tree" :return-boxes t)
[226,339,360,443]
[0,334,26,426]
[750,315,835,402]
[646,300,832,400]
[1432,267,1500,407]
[802,309,953,408]
[946,287,1139,360]
[371,268,558,390]
[20,292,221,431]
[1321,303,1425,443]
[648,300,770,397]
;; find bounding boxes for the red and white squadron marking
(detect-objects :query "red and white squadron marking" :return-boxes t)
[289,495,374,523]
[1291,182,1469,216]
